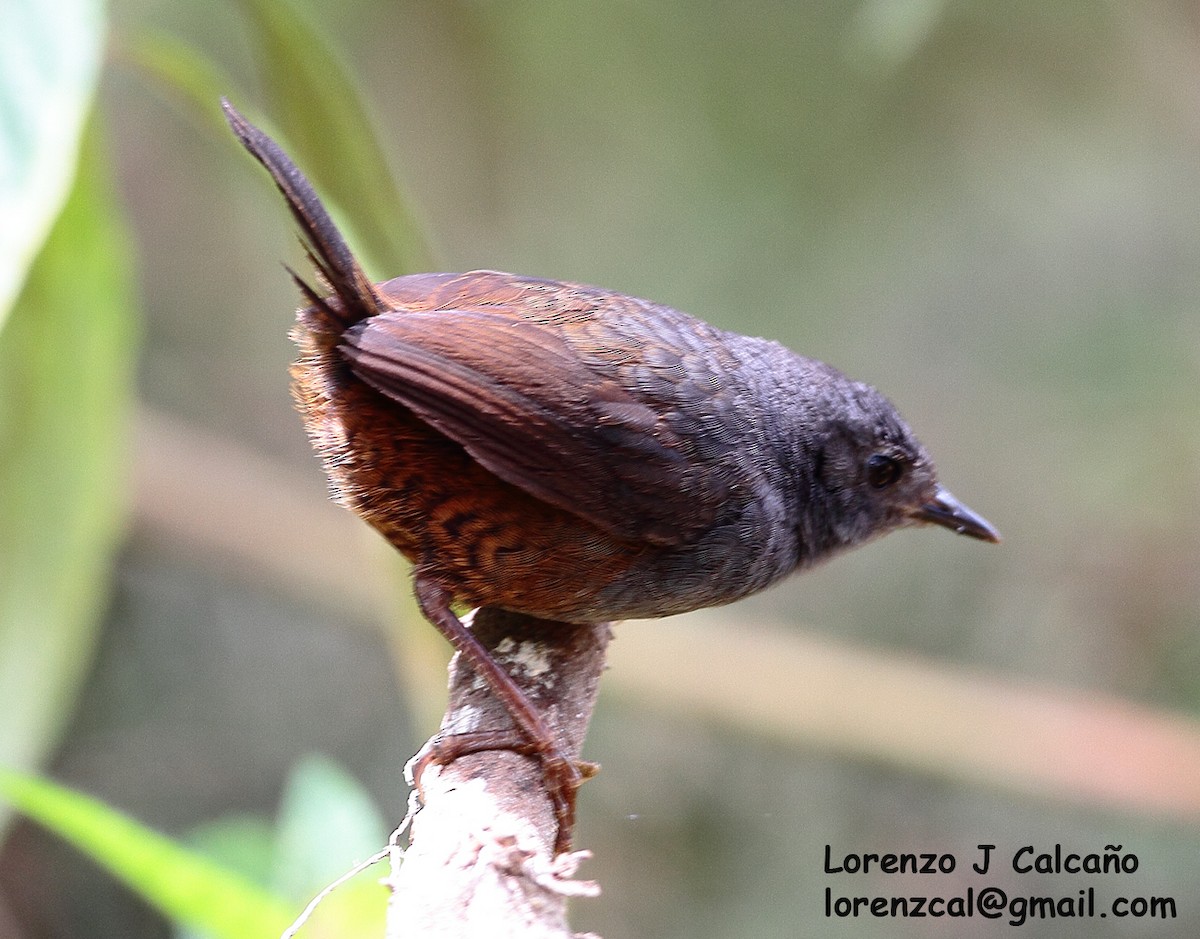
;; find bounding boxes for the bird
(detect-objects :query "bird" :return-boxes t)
[223,99,999,853]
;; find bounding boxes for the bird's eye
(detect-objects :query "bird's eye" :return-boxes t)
[866,453,903,488]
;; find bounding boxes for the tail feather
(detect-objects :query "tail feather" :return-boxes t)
[285,264,342,325]
[222,98,382,326]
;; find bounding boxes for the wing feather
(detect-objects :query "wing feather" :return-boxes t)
[340,309,728,545]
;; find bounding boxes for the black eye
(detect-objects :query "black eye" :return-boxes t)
[866,454,903,489]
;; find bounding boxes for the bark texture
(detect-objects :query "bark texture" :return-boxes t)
[387,608,610,938]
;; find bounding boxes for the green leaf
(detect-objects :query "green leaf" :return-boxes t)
[271,754,387,901]
[173,758,389,939]
[176,816,279,939]
[0,116,137,816]
[235,0,436,278]
[186,814,279,887]
[121,30,244,140]
[0,769,292,939]
[0,0,106,329]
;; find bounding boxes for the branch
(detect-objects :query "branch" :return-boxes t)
[386,608,609,938]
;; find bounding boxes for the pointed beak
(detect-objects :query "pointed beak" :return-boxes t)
[911,486,1001,543]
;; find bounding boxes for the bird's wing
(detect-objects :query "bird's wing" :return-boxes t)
[339,307,732,546]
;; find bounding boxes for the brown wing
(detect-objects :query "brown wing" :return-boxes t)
[339,307,730,546]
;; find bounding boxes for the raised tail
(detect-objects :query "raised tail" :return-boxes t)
[222,99,383,327]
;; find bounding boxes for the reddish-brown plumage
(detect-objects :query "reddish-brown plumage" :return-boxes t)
[224,100,997,854]
[289,273,652,620]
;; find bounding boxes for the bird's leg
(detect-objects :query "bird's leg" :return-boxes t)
[412,574,588,855]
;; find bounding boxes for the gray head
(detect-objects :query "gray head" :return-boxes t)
[787,361,999,566]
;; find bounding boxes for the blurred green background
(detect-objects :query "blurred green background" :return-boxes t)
[2,0,1199,937]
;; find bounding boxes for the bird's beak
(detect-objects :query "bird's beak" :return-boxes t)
[911,486,1001,543]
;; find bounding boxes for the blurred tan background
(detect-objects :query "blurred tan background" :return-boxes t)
[4,1,1200,936]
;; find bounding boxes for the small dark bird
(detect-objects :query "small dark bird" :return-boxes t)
[223,100,998,853]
